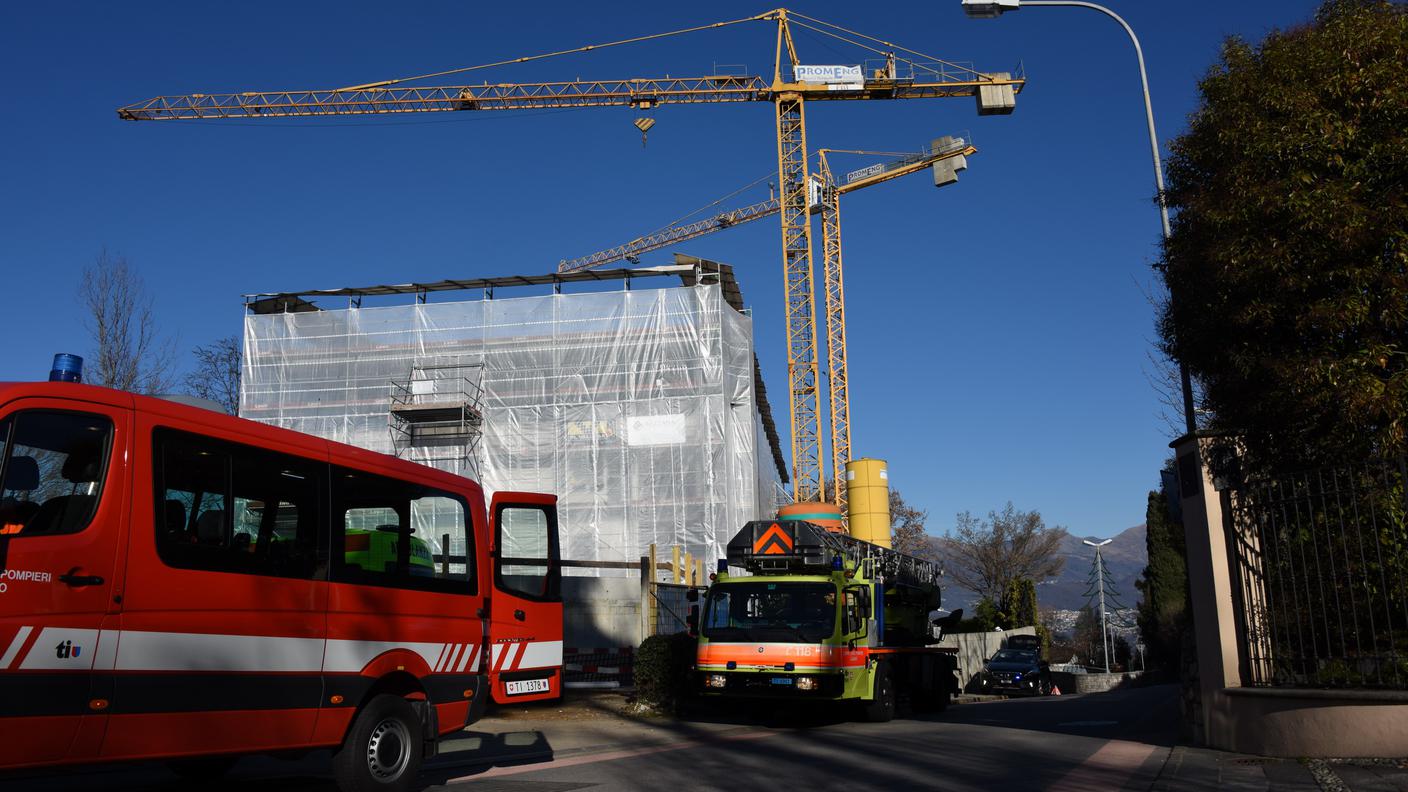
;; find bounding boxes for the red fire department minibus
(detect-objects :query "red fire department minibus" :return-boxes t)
[0,379,562,791]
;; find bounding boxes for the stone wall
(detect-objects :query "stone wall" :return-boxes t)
[562,575,641,649]
[1050,670,1143,695]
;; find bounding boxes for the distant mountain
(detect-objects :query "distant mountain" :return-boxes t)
[938,523,1148,614]
[1039,524,1147,612]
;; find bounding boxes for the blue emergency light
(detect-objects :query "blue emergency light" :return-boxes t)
[49,353,84,383]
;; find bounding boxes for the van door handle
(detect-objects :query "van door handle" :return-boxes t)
[513,609,526,621]
[59,572,104,587]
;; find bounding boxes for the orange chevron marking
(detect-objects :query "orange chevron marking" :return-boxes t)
[753,522,794,555]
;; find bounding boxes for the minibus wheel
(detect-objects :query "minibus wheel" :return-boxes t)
[332,693,424,792]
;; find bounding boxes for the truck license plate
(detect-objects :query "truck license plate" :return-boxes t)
[771,677,793,686]
[505,678,551,696]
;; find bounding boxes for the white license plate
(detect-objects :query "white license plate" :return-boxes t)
[505,678,551,696]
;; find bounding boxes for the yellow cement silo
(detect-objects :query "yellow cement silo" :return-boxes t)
[845,458,891,548]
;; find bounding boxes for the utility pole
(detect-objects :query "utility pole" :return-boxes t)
[1083,538,1113,672]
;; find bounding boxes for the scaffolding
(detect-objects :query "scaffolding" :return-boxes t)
[241,262,787,572]
[389,362,485,476]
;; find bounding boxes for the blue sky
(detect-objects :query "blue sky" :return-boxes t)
[1,1,1323,540]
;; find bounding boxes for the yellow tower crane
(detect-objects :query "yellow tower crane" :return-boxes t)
[557,137,976,506]
[117,9,1021,502]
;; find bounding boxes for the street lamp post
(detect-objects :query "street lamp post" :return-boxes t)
[1083,538,1113,672]
[961,0,1198,435]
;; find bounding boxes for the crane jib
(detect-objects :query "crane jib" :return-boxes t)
[115,77,1022,121]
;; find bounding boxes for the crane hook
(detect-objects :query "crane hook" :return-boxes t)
[633,117,656,148]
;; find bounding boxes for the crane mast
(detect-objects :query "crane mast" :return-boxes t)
[117,8,1020,503]
[559,139,976,507]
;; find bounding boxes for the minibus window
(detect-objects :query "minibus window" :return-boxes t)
[332,466,474,595]
[0,411,112,537]
[495,505,560,602]
[154,428,323,580]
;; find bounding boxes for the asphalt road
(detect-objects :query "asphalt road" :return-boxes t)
[2,686,1182,791]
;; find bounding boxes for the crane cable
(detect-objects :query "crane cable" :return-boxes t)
[644,170,777,237]
[338,11,777,91]
[338,9,999,93]
[786,11,992,81]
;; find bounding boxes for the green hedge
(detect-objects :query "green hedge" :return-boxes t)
[633,632,697,714]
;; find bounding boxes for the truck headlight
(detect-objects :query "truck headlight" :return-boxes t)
[706,674,728,688]
[795,676,817,691]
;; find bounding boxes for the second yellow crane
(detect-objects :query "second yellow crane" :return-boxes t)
[558,137,976,505]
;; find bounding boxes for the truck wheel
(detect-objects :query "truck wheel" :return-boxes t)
[863,663,896,723]
[332,694,424,792]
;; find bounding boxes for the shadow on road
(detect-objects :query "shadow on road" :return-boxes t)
[936,683,1180,747]
[426,728,555,782]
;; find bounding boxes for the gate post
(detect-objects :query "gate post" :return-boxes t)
[1171,433,1242,744]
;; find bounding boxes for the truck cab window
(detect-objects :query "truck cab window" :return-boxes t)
[0,411,112,537]
[701,582,836,643]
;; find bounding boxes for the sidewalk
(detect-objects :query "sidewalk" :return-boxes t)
[1151,746,1408,792]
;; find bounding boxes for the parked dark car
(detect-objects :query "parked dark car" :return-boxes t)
[979,648,1052,696]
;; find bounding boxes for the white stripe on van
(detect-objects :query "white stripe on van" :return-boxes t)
[116,631,324,673]
[3,628,513,676]
[517,640,564,670]
[323,639,444,673]
[456,643,477,673]
[0,625,32,669]
[19,628,100,671]
[442,644,464,673]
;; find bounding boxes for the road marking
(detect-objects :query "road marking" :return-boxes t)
[447,729,780,783]
[1045,739,1157,792]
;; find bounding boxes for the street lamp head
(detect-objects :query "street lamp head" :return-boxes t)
[1082,538,1113,548]
[961,0,1021,18]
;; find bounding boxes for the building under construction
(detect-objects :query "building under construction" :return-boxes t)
[240,256,787,570]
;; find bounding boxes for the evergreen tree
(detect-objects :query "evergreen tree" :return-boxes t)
[1135,484,1189,674]
[1158,0,1408,477]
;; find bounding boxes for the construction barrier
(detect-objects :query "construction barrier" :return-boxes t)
[564,647,634,688]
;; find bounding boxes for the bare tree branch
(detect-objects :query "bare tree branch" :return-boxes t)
[185,335,242,415]
[939,502,1067,605]
[889,487,930,557]
[79,250,175,394]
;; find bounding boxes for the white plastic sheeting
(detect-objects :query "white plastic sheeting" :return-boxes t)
[242,282,782,571]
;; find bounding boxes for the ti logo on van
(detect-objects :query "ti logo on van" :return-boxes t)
[55,640,82,659]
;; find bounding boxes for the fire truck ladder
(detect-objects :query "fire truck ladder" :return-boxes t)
[389,362,486,476]
[732,519,941,588]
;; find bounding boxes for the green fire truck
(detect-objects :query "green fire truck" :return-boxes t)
[692,519,959,721]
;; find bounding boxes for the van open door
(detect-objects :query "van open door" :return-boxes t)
[487,493,562,704]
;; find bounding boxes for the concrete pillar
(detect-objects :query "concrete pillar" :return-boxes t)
[1171,433,1242,742]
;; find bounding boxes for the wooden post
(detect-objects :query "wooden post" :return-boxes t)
[671,545,682,585]
[639,555,650,643]
[647,543,658,637]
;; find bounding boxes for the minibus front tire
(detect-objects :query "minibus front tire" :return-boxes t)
[332,694,424,792]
